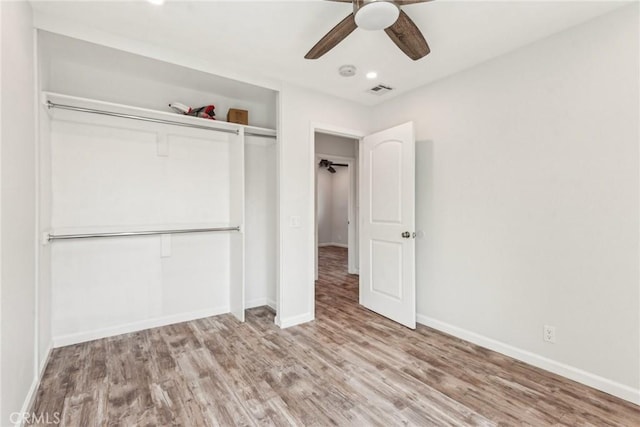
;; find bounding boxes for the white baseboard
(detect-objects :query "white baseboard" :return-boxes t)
[245,298,268,309]
[53,306,228,348]
[17,343,53,426]
[245,298,277,311]
[318,242,348,248]
[38,345,53,380]
[276,312,314,329]
[416,314,640,405]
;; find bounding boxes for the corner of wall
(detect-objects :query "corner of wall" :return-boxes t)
[18,342,52,424]
[276,312,314,329]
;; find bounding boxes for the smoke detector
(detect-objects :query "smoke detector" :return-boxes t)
[338,65,357,77]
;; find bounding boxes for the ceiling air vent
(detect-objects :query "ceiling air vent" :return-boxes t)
[367,84,394,96]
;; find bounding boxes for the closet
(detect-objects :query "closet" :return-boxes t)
[37,32,278,346]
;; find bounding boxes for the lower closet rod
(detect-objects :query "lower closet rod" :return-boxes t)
[48,226,240,242]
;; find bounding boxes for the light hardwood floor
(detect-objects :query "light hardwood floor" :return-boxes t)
[30,246,639,426]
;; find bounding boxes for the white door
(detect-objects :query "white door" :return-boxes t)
[360,122,415,328]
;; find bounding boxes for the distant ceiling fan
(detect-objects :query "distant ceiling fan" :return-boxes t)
[305,0,433,61]
[319,158,348,173]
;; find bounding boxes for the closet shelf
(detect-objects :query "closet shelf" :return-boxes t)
[42,92,277,139]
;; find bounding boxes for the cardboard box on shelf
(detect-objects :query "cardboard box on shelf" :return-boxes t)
[227,108,248,125]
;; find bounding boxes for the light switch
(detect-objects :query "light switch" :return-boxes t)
[289,215,301,228]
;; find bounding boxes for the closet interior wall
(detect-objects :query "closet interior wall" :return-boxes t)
[244,136,278,310]
[38,31,278,346]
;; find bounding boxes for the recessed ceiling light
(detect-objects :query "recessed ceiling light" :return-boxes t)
[366,71,378,79]
[147,0,165,5]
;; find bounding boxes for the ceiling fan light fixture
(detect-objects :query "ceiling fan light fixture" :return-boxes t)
[355,1,400,31]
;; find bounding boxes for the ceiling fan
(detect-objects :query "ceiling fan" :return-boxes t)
[319,158,348,173]
[305,0,434,61]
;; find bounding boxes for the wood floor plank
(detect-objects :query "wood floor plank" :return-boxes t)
[29,246,640,426]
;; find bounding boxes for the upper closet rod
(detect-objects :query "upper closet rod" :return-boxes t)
[48,226,240,242]
[46,101,277,139]
[48,101,239,135]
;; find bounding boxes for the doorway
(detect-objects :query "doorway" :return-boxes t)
[314,132,359,288]
[308,122,417,329]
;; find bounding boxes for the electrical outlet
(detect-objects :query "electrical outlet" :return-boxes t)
[543,325,556,343]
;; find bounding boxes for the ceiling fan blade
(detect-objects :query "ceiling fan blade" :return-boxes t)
[305,13,357,59]
[384,10,430,60]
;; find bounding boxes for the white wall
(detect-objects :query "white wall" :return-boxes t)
[278,83,369,326]
[315,132,357,158]
[372,5,639,401]
[0,1,38,424]
[244,138,277,309]
[316,166,349,246]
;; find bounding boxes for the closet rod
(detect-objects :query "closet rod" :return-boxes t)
[245,131,277,139]
[48,226,240,242]
[47,101,240,135]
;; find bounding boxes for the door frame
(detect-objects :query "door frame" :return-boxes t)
[309,123,366,320]
[315,153,357,279]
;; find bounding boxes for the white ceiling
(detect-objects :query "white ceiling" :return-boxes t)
[30,0,629,106]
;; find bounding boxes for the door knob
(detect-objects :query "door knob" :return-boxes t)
[402,231,411,238]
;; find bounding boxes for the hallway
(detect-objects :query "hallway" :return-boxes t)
[316,245,358,307]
